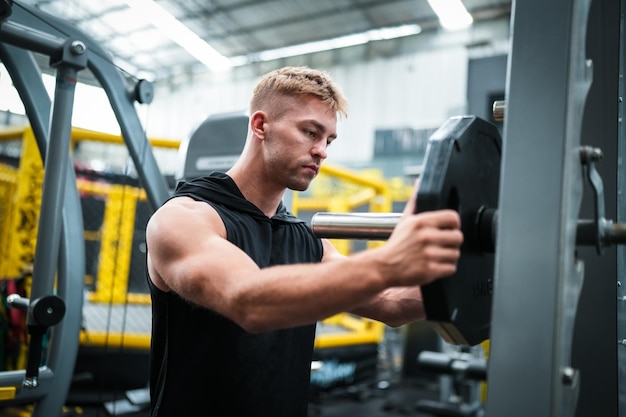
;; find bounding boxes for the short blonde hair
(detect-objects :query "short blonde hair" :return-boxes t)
[250,66,348,118]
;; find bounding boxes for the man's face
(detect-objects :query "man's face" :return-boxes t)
[263,96,338,191]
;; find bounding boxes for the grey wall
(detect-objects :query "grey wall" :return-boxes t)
[467,54,507,128]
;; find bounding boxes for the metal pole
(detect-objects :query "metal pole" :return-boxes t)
[29,64,77,314]
[486,0,591,415]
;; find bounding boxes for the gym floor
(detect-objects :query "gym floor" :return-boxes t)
[0,372,444,417]
[71,378,441,417]
[308,378,442,417]
[0,325,455,416]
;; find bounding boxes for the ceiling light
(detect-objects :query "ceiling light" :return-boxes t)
[427,0,473,30]
[231,24,422,65]
[125,0,232,72]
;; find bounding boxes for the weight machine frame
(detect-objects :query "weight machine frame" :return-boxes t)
[0,2,169,416]
[487,0,621,416]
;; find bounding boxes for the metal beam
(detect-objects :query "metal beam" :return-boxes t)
[486,0,592,415]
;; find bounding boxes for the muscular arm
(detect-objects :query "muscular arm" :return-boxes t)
[147,197,461,333]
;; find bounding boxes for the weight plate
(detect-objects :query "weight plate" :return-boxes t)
[416,115,501,346]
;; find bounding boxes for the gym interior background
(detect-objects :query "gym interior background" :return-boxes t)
[0,0,624,416]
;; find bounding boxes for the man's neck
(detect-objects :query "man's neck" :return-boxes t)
[227,165,285,218]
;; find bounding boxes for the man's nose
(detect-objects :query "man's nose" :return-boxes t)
[312,141,328,159]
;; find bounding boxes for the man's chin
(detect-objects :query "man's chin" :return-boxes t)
[288,185,309,192]
[287,182,311,192]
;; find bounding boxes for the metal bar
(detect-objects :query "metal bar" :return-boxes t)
[619,0,626,408]
[0,19,65,56]
[0,369,54,400]
[311,212,626,250]
[311,212,401,240]
[29,64,77,317]
[40,161,85,416]
[486,0,591,416]
[87,52,171,209]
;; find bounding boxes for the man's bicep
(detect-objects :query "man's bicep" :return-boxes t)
[146,200,226,286]
[149,208,260,308]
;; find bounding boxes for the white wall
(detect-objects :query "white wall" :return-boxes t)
[328,49,468,165]
[143,48,467,166]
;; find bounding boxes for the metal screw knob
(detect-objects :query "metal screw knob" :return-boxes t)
[492,100,506,122]
[70,40,86,55]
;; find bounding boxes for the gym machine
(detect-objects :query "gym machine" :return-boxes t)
[0,1,169,416]
[312,0,624,416]
[312,117,624,344]
[415,350,487,417]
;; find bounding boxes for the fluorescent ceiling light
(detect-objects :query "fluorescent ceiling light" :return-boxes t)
[125,0,232,72]
[427,0,473,30]
[121,2,420,73]
[231,24,422,65]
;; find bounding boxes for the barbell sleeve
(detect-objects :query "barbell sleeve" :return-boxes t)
[310,212,401,240]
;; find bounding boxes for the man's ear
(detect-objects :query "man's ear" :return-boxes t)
[250,111,268,140]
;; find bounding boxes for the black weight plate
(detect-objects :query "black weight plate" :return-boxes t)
[416,116,501,346]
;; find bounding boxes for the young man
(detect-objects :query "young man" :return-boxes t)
[146,66,463,416]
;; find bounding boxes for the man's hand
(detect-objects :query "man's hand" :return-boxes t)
[379,179,463,287]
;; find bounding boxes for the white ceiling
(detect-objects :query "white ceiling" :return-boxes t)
[12,0,512,81]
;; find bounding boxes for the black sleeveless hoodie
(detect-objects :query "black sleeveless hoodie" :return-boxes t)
[148,172,323,417]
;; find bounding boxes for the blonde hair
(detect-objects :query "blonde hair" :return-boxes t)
[250,66,348,118]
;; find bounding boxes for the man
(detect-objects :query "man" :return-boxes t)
[146,66,463,416]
